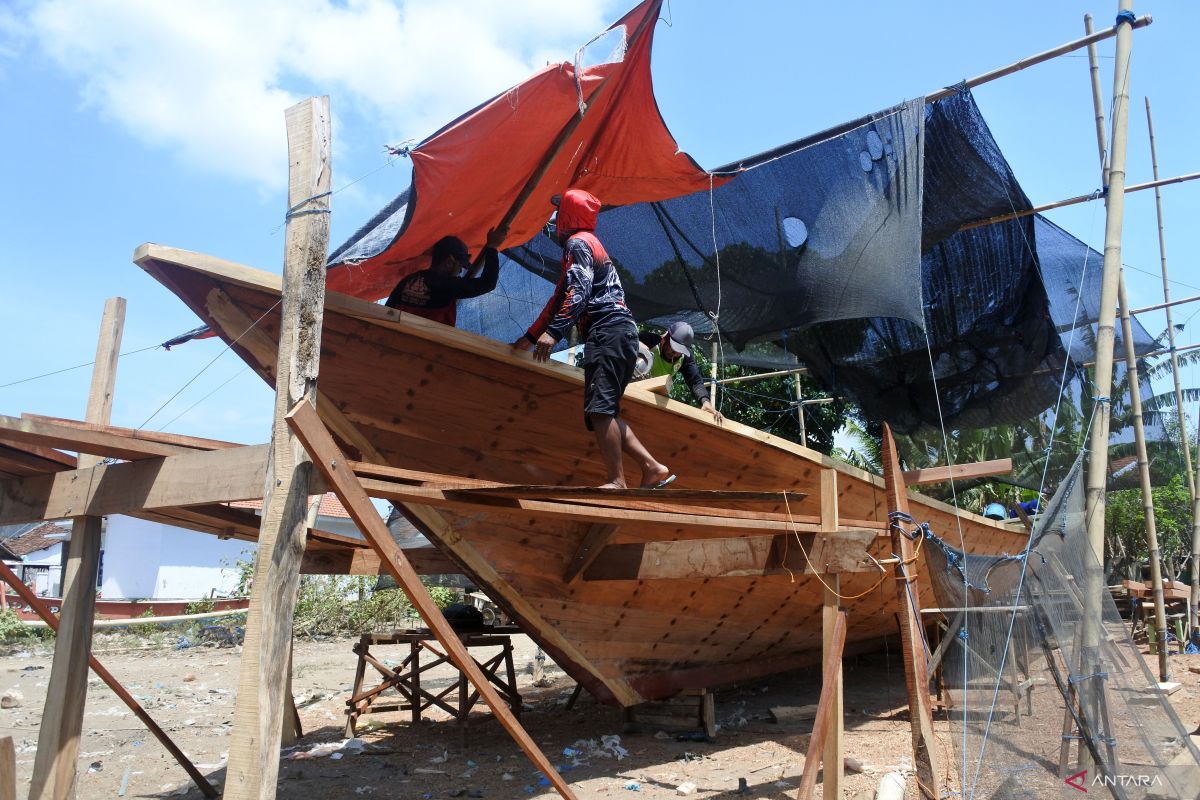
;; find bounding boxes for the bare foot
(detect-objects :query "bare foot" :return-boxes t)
[596,481,626,489]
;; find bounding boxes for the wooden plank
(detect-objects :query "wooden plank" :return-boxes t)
[457,485,807,503]
[21,414,243,451]
[0,560,217,796]
[902,458,1012,486]
[31,296,124,800]
[819,469,843,800]
[285,399,578,800]
[796,609,847,800]
[627,374,672,395]
[0,413,189,462]
[880,424,941,800]
[582,530,881,581]
[361,478,821,535]
[225,96,331,800]
[0,444,269,525]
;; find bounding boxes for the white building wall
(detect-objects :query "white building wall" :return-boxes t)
[101,516,249,600]
[21,544,63,596]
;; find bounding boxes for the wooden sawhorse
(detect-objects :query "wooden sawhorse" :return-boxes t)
[344,628,522,741]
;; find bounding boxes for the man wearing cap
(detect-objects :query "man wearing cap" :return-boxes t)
[384,227,505,326]
[636,322,724,425]
[514,188,674,490]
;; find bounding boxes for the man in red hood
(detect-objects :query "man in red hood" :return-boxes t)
[514,188,674,489]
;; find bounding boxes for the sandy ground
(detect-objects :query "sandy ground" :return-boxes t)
[1,631,1198,800]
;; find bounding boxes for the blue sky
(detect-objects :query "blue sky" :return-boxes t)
[1,0,1197,448]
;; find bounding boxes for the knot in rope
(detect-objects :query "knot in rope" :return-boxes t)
[888,511,927,541]
[285,191,332,222]
[1115,9,1136,26]
[384,141,414,158]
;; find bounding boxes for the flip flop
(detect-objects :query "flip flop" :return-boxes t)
[640,474,676,490]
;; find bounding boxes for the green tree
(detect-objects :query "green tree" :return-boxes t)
[1105,474,1194,582]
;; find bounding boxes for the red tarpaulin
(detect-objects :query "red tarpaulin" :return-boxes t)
[327,0,725,301]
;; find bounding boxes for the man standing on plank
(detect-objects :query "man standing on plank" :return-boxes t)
[513,189,674,490]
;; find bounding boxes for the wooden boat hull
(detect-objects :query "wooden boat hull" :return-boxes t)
[136,244,1029,705]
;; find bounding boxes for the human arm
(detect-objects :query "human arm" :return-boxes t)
[680,353,724,424]
[520,239,594,361]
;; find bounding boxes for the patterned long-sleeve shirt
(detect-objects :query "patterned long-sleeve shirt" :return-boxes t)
[526,232,632,342]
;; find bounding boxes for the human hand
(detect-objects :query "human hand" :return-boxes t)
[486,226,507,250]
[702,400,725,425]
[511,336,533,351]
[533,332,558,362]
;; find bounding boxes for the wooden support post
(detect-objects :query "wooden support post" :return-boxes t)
[796,610,847,800]
[880,425,941,799]
[286,400,578,800]
[30,296,124,800]
[0,561,217,797]
[819,469,842,800]
[0,736,15,800]
[224,96,331,800]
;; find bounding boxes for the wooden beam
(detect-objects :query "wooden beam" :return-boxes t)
[456,485,807,504]
[225,96,331,800]
[361,478,817,535]
[796,609,847,800]
[0,413,189,462]
[285,399,578,800]
[582,530,880,581]
[564,523,618,583]
[20,414,242,451]
[0,560,218,796]
[0,444,269,525]
[819,469,843,800]
[880,424,941,799]
[300,544,461,576]
[902,458,1012,486]
[31,297,125,800]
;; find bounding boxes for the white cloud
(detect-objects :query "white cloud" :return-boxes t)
[14,0,620,190]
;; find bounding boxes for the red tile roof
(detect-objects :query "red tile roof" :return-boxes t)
[228,492,351,519]
[5,522,70,557]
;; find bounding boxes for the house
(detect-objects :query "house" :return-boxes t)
[2,521,68,597]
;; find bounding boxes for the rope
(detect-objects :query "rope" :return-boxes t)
[136,299,282,431]
[0,344,161,390]
[779,493,930,602]
[284,190,332,221]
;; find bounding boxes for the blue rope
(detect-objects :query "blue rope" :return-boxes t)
[1067,670,1109,685]
[1115,9,1136,26]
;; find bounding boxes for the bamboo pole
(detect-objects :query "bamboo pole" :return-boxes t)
[30,297,124,800]
[1118,279,1170,679]
[1128,293,1200,317]
[1193,413,1200,635]
[956,171,1199,232]
[1085,14,1168,681]
[1147,98,1200,630]
[224,97,331,800]
[1084,0,1134,592]
[1081,1,1135,774]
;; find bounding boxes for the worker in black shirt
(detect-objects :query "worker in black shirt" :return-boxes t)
[636,321,724,424]
[384,227,504,326]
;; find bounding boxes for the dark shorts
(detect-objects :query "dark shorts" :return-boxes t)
[582,321,638,429]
